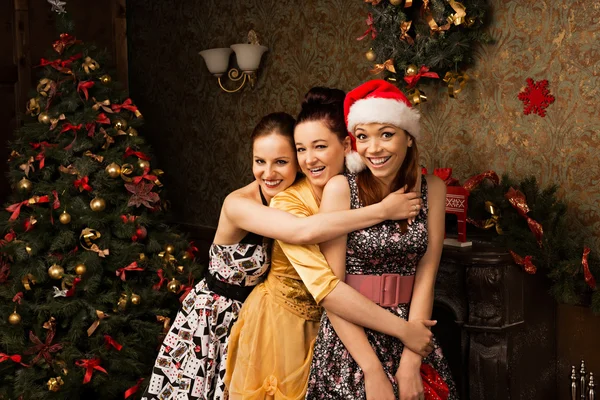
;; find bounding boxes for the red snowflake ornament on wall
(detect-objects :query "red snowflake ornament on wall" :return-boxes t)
[518,78,555,117]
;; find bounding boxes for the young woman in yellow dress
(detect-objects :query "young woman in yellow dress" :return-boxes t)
[225,88,437,400]
[142,112,422,400]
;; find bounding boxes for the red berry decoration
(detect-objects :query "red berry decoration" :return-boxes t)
[132,225,147,242]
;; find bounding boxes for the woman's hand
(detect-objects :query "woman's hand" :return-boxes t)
[379,186,423,223]
[396,354,424,400]
[399,319,435,358]
[364,366,395,400]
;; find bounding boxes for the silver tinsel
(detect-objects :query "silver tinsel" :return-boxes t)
[47,0,67,14]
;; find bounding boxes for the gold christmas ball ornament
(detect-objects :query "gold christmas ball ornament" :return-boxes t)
[389,0,402,5]
[138,159,150,170]
[406,64,419,77]
[25,244,32,255]
[131,293,141,305]
[126,127,139,137]
[74,263,87,275]
[38,111,52,124]
[164,244,176,254]
[113,118,128,131]
[105,162,121,178]
[17,177,33,193]
[90,197,106,212]
[99,74,112,85]
[365,48,376,62]
[47,376,64,392]
[48,264,65,280]
[59,210,72,224]
[167,278,182,293]
[8,310,22,325]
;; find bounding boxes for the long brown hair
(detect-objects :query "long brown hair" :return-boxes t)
[357,134,420,232]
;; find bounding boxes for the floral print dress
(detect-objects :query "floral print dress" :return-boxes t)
[305,174,458,399]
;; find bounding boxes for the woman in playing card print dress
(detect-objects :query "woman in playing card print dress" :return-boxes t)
[305,80,457,400]
[141,112,425,400]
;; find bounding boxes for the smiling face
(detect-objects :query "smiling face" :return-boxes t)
[294,120,350,193]
[354,123,413,189]
[252,132,298,199]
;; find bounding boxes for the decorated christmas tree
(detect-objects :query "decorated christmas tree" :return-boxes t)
[0,13,203,400]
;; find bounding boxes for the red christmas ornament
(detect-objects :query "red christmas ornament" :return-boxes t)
[518,78,555,117]
[132,225,147,241]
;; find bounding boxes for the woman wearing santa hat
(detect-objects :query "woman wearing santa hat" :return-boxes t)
[225,87,438,399]
[305,80,457,400]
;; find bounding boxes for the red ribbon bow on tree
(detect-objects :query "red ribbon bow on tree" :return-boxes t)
[357,13,377,40]
[124,378,145,399]
[60,123,83,135]
[0,353,30,367]
[504,187,544,246]
[111,98,142,118]
[75,358,108,384]
[74,176,93,192]
[65,277,82,297]
[509,250,537,274]
[104,334,123,351]
[153,269,167,290]
[96,113,111,125]
[404,66,440,89]
[77,81,95,100]
[179,273,195,302]
[52,33,81,54]
[124,147,151,161]
[30,141,57,169]
[582,247,596,290]
[6,195,50,221]
[24,329,62,365]
[12,292,24,304]
[38,54,82,72]
[116,261,144,281]
[132,168,158,185]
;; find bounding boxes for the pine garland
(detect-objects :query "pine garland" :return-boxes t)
[362,0,492,88]
[467,175,600,314]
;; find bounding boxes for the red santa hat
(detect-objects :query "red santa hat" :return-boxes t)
[343,79,421,173]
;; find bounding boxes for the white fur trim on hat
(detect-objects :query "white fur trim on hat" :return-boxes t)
[345,151,366,173]
[346,97,421,139]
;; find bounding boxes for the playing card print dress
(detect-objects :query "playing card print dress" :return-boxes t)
[142,193,271,400]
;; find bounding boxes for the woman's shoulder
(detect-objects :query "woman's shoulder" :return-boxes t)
[224,181,262,208]
[323,174,351,196]
[424,174,447,198]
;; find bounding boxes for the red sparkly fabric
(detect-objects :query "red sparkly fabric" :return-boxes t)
[422,363,450,400]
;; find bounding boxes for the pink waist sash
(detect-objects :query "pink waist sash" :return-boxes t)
[345,273,415,307]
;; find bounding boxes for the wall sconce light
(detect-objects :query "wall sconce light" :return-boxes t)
[199,31,268,93]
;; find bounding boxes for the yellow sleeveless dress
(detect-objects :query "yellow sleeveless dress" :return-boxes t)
[224,178,340,400]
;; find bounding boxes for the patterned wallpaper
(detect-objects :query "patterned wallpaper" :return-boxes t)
[127,0,600,248]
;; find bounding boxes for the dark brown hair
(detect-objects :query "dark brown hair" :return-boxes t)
[357,134,420,233]
[296,87,346,142]
[251,112,296,149]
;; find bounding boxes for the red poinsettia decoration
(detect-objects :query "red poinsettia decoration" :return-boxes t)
[125,181,160,208]
[518,78,555,117]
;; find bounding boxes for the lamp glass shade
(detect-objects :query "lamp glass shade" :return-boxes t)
[230,44,268,73]
[199,48,233,77]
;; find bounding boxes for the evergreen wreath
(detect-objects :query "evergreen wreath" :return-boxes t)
[360,0,492,95]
